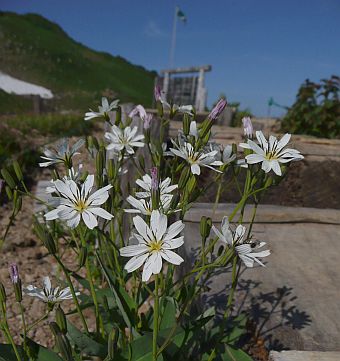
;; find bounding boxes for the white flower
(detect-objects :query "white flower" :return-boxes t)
[39,138,84,167]
[213,218,270,267]
[170,142,223,175]
[240,131,304,176]
[125,195,173,215]
[24,276,79,305]
[135,174,177,199]
[46,164,83,193]
[85,97,120,121]
[44,175,113,229]
[120,211,185,282]
[222,145,237,164]
[105,125,144,155]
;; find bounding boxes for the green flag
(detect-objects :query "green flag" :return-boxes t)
[177,8,187,23]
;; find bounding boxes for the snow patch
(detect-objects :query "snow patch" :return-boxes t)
[0,72,53,99]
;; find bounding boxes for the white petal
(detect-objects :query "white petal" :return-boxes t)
[164,220,185,241]
[124,253,149,273]
[277,133,291,151]
[120,245,149,257]
[161,250,184,265]
[191,163,201,175]
[163,236,184,249]
[88,207,113,220]
[67,214,81,228]
[133,215,151,242]
[43,276,52,292]
[151,211,167,239]
[82,211,98,229]
[82,175,94,199]
[151,252,162,274]
[142,256,153,282]
[271,160,282,176]
[246,154,264,164]
[45,208,61,220]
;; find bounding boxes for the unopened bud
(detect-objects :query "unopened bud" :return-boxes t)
[13,161,23,182]
[208,98,227,120]
[242,117,253,139]
[56,306,67,335]
[183,114,191,136]
[43,232,57,255]
[1,169,16,189]
[78,247,87,268]
[0,282,6,302]
[107,328,117,360]
[200,217,212,240]
[50,322,73,361]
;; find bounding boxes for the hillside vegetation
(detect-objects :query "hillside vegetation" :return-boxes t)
[0,11,156,112]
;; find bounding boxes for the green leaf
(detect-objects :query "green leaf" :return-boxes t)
[159,297,177,330]
[221,346,253,361]
[96,251,139,336]
[67,321,107,358]
[0,342,63,361]
[123,333,164,361]
[221,314,248,346]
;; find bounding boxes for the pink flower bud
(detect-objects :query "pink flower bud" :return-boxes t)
[150,167,158,191]
[154,85,162,102]
[144,114,152,129]
[242,117,253,138]
[208,99,227,120]
[9,263,20,284]
[129,105,147,120]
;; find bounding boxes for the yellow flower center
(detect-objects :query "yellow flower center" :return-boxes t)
[148,240,163,252]
[74,199,88,212]
[265,151,277,161]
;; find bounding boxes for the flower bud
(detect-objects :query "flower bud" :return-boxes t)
[200,217,212,240]
[242,117,253,138]
[78,247,87,268]
[50,322,73,361]
[9,263,22,302]
[0,282,6,303]
[96,148,106,177]
[150,167,158,191]
[107,328,117,360]
[183,114,191,136]
[143,114,152,130]
[55,306,67,335]
[5,186,13,200]
[43,232,57,255]
[1,169,16,189]
[208,98,227,120]
[115,106,122,126]
[13,161,23,182]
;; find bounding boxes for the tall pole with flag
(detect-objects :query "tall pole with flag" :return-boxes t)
[169,6,187,68]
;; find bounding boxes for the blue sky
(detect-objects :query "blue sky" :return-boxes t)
[2,0,340,116]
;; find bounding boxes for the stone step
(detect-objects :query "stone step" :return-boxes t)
[269,351,340,361]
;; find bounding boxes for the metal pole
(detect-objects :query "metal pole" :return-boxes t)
[169,6,178,68]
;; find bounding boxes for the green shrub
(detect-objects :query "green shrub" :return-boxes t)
[281,75,340,138]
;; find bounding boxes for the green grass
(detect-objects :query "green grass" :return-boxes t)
[0,11,157,112]
[0,113,93,170]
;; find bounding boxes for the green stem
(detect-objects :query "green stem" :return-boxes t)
[26,312,49,333]
[79,228,102,336]
[1,302,21,361]
[152,275,160,361]
[54,256,89,334]
[19,303,27,353]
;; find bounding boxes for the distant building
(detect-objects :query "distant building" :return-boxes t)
[155,65,211,112]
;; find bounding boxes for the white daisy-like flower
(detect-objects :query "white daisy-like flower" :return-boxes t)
[212,217,270,267]
[44,174,113,229]
[24,276,79,306]
[105,125,144,155]
[125,195,173,215]
[120,210,185,282]
[84,97,120,121]
[135,174,177,199]
[170,142,223,175]
[46,164,83,194]
[240,131,304,176]
[39,138,84,168]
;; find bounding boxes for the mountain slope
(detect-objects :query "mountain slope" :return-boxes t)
[0,11,156,111]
